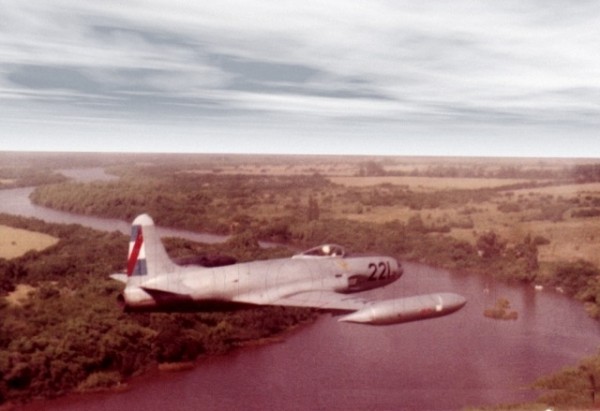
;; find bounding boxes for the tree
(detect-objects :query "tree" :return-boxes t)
[358,161,386,176]
[552,260,600,296]
[0,260,27,294]
[407,214,426,233]
[476,231,506,259]
[307,195,320,222]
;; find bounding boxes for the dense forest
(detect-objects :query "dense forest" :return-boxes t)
[0,214,316,406]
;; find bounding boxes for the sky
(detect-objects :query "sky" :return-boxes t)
[1,0,600,157]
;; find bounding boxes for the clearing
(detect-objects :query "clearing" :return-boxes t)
[328,176,534,191]
[0,225,59,259]
[6,284,36,306]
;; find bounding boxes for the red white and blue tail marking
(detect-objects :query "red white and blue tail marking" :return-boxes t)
[110,214,176,284]
[127,224,147,276]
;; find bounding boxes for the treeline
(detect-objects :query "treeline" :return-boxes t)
[0,214,316,405]
[358,160,600,181]
[0,167,67,188]
[533,351,600,409]
[573,164,600,183]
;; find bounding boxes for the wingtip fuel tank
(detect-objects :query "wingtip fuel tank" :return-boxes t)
[337,293,466,325]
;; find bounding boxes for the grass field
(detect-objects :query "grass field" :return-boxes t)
[0,225,59,259]
[328,176,535,190]
[323,174,600,267]
[512,182,600,196]
[342,200,600,266]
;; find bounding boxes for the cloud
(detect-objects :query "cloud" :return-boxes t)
[1,0,600,155]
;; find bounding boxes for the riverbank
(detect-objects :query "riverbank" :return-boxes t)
[14,311,320,411]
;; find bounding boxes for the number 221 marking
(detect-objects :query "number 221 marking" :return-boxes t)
[368,261,393,281]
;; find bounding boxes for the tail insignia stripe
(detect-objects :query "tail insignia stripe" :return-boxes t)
[127,226,145,276]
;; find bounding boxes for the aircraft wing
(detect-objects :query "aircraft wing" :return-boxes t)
[270,291,370,312]
[268,290,467,325]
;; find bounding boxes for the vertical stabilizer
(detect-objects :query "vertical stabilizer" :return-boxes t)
[127,214,176,279]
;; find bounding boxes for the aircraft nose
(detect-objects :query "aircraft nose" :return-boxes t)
[395,259,404,278]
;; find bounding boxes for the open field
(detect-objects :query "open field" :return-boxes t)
[5,283,36,306]
[325,174,600,267]
[512,182,600,196]
[328,176,535,190]
[0,225,59,259]
[524,219,600,265]
[344,202,600,267]
[451,217,600,267]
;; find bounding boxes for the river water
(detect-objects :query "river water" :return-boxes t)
[0,168,227,244]
[4,169,600,410]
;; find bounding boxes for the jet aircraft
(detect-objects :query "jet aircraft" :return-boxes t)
[111,214,466,325]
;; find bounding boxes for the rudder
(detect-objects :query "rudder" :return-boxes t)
[127,214,176,279]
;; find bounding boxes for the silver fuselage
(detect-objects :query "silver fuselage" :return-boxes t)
[124,255,401,309]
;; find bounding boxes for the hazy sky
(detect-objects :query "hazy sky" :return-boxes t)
[1,1,599,157]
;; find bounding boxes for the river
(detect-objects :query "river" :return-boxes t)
[0,168,227,244]
[4,169,600,410]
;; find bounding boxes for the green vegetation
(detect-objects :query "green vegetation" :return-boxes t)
[0,214,316,405]
[483,298,518,321]
[470,350,600,410]
[533,353,600,409]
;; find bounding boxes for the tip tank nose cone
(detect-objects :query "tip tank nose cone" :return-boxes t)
[445,293,467,310]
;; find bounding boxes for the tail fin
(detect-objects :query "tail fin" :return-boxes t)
[126,214,176,279]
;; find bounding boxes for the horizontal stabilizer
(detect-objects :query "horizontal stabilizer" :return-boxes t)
[110,273,128,283]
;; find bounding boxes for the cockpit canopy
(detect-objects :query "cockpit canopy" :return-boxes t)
[292,244,346,259]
